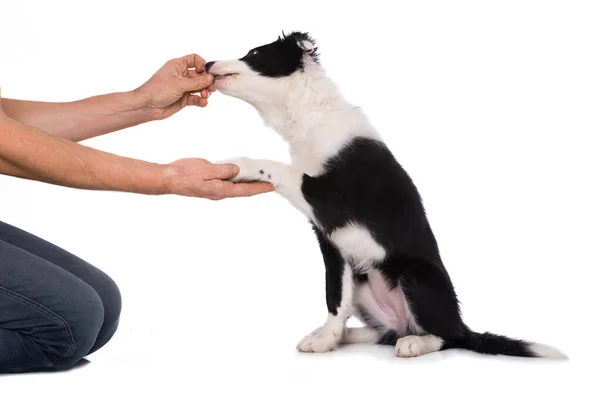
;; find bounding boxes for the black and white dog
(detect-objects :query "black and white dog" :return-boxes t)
[207,32,566,359]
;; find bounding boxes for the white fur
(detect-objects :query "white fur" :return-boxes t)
[529,342,568,360]
[341,327,380,344]
[395,335,444,358]
[339,263,355,318]
[222,157,315,220]
[296,323,339,353]
[404,299,426,336]
[214,59,379,176]
[330,222,387,273]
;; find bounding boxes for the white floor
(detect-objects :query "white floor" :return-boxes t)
[1,330,590,399]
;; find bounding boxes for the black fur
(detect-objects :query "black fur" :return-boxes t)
[301,137,536,357]
[313,226,345,316]
[443,332,534,356]
[240,31,319,77]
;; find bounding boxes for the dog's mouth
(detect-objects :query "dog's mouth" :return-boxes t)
[213,73,238,81]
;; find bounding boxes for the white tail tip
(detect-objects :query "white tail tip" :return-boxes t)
[529,343,568,360]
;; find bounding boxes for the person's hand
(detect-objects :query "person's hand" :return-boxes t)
[162,158,274,200]
[135,54,216,120]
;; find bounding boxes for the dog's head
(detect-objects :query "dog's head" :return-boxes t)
[205,31,319,104]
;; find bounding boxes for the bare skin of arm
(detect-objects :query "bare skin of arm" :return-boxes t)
[0,54,273,199]
[0,113,271,199]
[2,54,216,142]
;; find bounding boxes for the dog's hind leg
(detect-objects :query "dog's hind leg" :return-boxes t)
[219,157,314,219]
[393,260,468,358]
[394,335,445,357]
[341,327,381,344]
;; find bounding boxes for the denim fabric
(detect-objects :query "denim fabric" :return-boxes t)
[0,220,121,373]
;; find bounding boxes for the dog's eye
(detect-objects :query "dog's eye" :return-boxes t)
[248,50,259,57]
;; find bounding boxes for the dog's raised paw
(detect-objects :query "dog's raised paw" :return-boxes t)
[219,157,272,183]
[219,157,258,183]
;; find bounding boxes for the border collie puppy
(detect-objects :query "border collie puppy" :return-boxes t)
[206,32,566,359]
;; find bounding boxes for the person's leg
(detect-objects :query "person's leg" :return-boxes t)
[0,221,121,355]
[0,239,104,373]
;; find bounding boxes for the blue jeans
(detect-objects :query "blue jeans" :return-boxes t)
[0,220,121,373]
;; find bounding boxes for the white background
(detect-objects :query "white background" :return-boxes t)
[1,0,599,398]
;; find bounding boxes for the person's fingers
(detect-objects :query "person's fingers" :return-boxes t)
[217,181,275,198]
[174,93,190,112]
[186,70,215,87]
[180,86,209,98]
[179,53,206,72]
[186,94,208,107]
[180,73,214,93]
[206,163,240,180]
[186,69,201,79]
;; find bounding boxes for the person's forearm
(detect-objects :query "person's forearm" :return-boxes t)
[0,157,36,180]
[0,116,167,194]
[1,91,155,142]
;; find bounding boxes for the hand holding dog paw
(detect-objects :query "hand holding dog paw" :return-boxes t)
[162,158,274,200]
[218,157,256,183]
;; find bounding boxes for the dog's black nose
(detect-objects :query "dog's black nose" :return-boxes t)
[205,61,215,72]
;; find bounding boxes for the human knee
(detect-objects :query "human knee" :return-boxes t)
[96,272,122,327]
[59,285,105,362]
[21,285,105,371]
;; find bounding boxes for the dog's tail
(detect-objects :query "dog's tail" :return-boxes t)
[446,330,567,359]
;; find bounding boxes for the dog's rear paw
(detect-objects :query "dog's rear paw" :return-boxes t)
[395,335,443,358]
[395,336,425,357]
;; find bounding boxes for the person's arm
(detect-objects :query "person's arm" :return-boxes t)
[1,54,215,142]
[0,114,165,193]
[1,93,157,142]
[0,107,273,200]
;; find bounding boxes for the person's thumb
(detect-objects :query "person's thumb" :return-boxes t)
[181,73,214,93]
[209,163,240,180]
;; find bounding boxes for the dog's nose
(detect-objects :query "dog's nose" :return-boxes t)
[205,61,215,72]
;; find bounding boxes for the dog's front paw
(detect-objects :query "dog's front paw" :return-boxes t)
[296,328,341,353]
[219,157,264,183]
